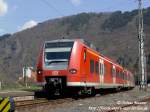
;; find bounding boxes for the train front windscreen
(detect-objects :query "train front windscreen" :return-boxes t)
[44,41,74,70]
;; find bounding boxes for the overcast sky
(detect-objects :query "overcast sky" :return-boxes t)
[0,0,150,35]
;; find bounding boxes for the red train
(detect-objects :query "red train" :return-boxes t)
[36,39,135,96]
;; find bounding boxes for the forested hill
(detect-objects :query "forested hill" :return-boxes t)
[0,7,150,85]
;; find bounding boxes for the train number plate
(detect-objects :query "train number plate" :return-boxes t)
[52,71,59,75]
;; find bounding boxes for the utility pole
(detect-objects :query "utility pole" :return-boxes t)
[0,81,1,90]
[138,0,147,90]
[23,66,28,87]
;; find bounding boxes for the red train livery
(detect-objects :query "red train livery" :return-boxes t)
[36,39,135,96]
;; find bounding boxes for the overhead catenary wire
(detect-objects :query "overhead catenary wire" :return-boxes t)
[39,0,65,17]
[38,0,144,51]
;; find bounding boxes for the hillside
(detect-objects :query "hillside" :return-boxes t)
[0,8,150,86]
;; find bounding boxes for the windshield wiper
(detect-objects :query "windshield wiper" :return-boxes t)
[48,60,68,64]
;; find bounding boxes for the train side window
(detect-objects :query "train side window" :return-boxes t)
[104,64,106,75]
[90,59,94,74]
[125,74,126,80]
[129,74,131,81]
[99,61,104,75]
[83,50,86,62]
[111,66,113,77]
[99,63,101,75]
[118,71,120,78]
[112,67,116,77]
[117,71,119,78]
[95,61,99,74]
[128,74,129,80]
[116,69,119,78]
[127,74,128,80]
[120,71,122,78]
[121,72,123,79]
[100,63,103,75]
[119,71,121,78]
[101,63,103,75]
[122,72,124,79]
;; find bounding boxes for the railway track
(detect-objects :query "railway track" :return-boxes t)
[14,89,132,110]
[116,96,150,112]
[15,98,48,109]
[13,89,150,112]
[103,96,150,112]
[15,97,74,110]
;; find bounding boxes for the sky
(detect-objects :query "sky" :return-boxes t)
[0,0,150,36]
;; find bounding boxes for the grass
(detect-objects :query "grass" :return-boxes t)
[0,84,42,92]
[20,85,43,91]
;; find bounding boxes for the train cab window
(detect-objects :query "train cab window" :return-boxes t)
[90,59,94,74]
[95,61,99,74]
[83,50,86,62]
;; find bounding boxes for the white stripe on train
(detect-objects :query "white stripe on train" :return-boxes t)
[67,82,133,88]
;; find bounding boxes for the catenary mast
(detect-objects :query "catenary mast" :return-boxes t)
[138,0,147,90]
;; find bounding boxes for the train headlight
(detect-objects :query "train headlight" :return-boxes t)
[69,69,77,74]
[37,69,42,75]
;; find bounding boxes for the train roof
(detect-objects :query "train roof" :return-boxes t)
[45,38,99,51]
[44,38,132,73]
[45,39,76,43]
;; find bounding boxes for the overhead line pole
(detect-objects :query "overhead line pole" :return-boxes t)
[138,0,147,90]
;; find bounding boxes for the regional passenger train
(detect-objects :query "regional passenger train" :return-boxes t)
[36,39,135,96]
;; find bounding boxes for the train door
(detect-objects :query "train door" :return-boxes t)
[99,59,104,85]
[112,65,116,84]
[82,47,87,83]
[78,47,87,84]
